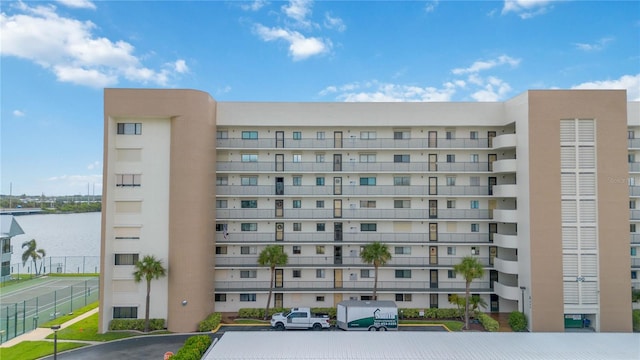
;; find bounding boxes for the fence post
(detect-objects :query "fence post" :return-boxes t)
[54,291,57,319]
[70,286,73,312]
[85,280,88,306]
[13,303,17,337]
[22,301,25,333]
[83,256,86,274]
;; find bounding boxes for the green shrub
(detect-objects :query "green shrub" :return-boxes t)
[108,318,165,331]
[237,307,288,319]
[633,310,640,332]
[198,313,222,332]
[478,313,499,332]
[311,307,337,318]
[508,311,528,332]
[170,335,212,360]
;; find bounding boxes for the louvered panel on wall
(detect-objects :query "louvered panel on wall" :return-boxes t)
[393,222,411,232]
[581,282,598,304]
[578,146,595,169]
[563,254,578,276]
[580,254,598,277]
[578,173,596,195]
[561,147,576,168]
[562,227,578,249]
[578,119,595,142]
[560,120,576,142]
[563,282,579,304]
[580,227,597,249]
[562,200,577,223]
[579,200,596,222]
[561,173,577,195]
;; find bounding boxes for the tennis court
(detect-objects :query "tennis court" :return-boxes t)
[0,276,99,343]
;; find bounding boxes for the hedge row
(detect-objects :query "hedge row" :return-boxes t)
[478,313,499,332]
[508,311,528,332]
[168,335,212,360]
[237,307,463,320]
[633,309,640,332]
[198,313,222,332]
[109,318,165,331]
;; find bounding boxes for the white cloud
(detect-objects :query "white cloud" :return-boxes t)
[13,110,25,117]
[471,76,513,101]
[425,0,439,13]
[574,37,614,52]
[0,3,184,88]
[320,80,456,102]
[56,0,96,10]
[254,24,331,61]
[572,74,640,101]
[282,0,313,27]
[46,174,102,195]
[172,59,189,73]
[324,12,346,32]
[87,161,100,170]
[240,0,268,12]
[502,0,553,19]
[452,55,521,75]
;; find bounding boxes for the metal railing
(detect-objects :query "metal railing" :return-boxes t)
[217,137,493,149]
[215,232,491,244]
[214,280,492,291]
[215,255,492,267]
[6,256,100,278]
[216,185,492,196]
[216,161,491,173]
[216,208,492,220]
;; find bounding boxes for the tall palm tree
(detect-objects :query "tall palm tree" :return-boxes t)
[133,255,167,332]
[258,245,288,320]
[21,239,46,276]
[454,256,485,330]
[359,242,392,300]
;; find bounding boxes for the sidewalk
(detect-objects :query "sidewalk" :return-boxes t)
[0,307,100,348]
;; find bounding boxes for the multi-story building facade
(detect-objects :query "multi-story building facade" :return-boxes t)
[100,88,638,333]
[1,215,24,281]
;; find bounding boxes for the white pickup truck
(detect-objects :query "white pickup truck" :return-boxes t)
[270,307,331,330]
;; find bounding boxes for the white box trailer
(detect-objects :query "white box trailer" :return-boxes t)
[336,300,398,331]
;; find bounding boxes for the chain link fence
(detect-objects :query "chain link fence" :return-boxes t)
[8,256,100,277]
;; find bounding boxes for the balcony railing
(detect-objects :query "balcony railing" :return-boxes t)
[213,280,492,291]
[216,161,490,173]
[216,208,493,220]
[629,138,640,149]
[631,210,640,220]
[215,255,492,267]
[630,163,640,172]
[632,258,640,268]
[216,137,492,149]
[630,186,640,196]
[215,232,491,244]
[631,234,640,244]
[216,185,491,196]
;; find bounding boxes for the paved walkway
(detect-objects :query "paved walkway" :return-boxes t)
[0,307,100,348]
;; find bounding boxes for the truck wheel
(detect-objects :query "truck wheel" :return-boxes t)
[312,323,322,331]
[379,327,387,331]
[368,326,376,331]
[275,323,285,331]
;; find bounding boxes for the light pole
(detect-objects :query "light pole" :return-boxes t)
[519,286,526,313]
[51,325,61,360]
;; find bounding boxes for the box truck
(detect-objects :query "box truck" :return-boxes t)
[336,300,398,331]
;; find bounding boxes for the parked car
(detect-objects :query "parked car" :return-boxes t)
[270,307,331,330]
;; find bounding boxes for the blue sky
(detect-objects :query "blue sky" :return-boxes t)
[1,0,639,196]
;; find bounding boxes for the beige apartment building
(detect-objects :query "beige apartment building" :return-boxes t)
[100,88,638,333]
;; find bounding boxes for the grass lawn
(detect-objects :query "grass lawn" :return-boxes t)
[45,313,136,342]
[0,341,87,360]
[40,301,99,328]
[400,320,465,331]
[0,274,35,288]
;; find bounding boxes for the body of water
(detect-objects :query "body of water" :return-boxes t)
[10,212,101,266]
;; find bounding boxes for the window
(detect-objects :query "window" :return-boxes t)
[446,131,454,140]
[215,294,227,302]
[360,200,376,208]
[361,223,377,232]
[240,270,257,278]
[241,131,258,139]
[395,294,412,302]
[241,200,258,208]
[632,271,638,279]
[317,131,325,140]
[215,246,227,255]
[448,270,456,279]
[293,176,302,186]
[117,123,142,135]
[241,176,258,186]
[631,200,636,209]
[470,131,478,140]
[359,154,376,163]
[316,245,325,254]
[316,177,325,186]
[361,269,373,278]
[360,177,377,186]
[395,246,411,255]
[293,131,302,140]
[293,246,301,254]
[216,200,228,208]
[446,177,456,186]
[446,154,455,163]
[241,154,258,162]
[316,223,325,232]
[293,154,302,163]
[394,131,410,139]
[116,174,141,187]
[394,155,410,163]
[113,306,138,318]
[470,200,479,209]
[632,247,637,256]
[394,200,410,208]
[241,223,257,231]
[632,224,637,232]
[292,269,302,278]
[316,154,325,163]
[216,131,228,139]
[316,295,325,302]
[394,176,410,186]
[470,154,479,163]
[395,270,412,278]
[630,154,636,163]
[217,176,228,186]
[447,247,456,255]
[240,294,256,302]
[471,223,480,232]
[114,254,138,265]
[293,200,302,208]
[316,200,325,208]
[470,177,480,186]
[293,223,302,231]
[241,246,257,255]
[360,131,377,140]
[447,200,456,209]
[316,269,325,278]
[471,247,479,255]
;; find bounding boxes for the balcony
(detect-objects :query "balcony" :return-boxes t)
[216,137,492,149]
[215,232,491,244]
[493,233,518,249]
[491,159,517,173]
[216,208,493,220]
[631,234,640,244]
[216,185,491,197]
[493,257,519,275]
[492,184,517,197]
[216,161,491,173]
[630,163,640,173]
[213,280,492,292]
[215,256,493,267]
[632,258,640,268]
[631,186,640,196]
[492,209,517,223]
[492,134,517,149]
[629,138,640,149]
[631,210,640,220]
[493,281,520,301]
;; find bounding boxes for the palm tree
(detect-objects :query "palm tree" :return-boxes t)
[359,242,392,300]
[21,239,46,276]
[469,294,488,315]
[258,245,288,320]
[454,256,485,330]
[133,255,167,332]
